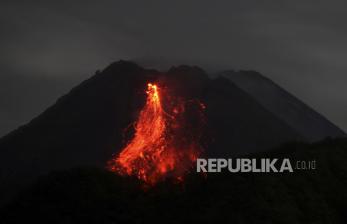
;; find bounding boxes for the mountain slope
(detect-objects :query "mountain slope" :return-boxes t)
[223,70,346,141]
[203,76,303,156]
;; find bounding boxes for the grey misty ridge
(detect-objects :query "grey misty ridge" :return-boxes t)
[223,70,345,142]
[0,61,345,205]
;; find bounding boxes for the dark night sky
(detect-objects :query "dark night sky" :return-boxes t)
[1,0,347,137]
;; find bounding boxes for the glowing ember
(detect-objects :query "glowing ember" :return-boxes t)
[108,83,205,185]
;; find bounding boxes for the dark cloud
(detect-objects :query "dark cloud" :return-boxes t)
[1,0,347,136]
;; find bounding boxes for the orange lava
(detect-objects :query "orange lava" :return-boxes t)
[108,83,204,185]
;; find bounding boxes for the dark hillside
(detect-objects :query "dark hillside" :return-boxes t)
[2,138,347,223]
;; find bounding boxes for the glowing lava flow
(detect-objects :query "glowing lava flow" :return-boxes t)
[108,83,204,185]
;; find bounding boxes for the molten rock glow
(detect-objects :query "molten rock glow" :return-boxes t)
[108,83,204,185]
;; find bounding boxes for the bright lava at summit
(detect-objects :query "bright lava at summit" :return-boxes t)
[108,83,205,185]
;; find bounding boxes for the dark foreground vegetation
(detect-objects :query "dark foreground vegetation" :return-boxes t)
[1,138,347,224]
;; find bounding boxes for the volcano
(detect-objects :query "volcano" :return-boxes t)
[0,61,345,203]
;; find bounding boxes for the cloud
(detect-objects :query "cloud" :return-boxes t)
[1,0,347,135]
